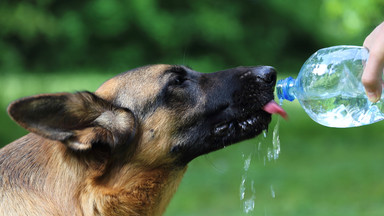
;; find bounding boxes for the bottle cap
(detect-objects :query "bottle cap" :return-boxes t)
[276,77,295,102]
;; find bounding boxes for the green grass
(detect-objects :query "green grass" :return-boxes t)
[1,72,384,216]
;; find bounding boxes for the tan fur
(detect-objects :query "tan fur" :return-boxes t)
[0,65,188,216]
[0,133,186,216]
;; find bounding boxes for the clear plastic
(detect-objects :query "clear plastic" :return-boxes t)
[277,45,384,128]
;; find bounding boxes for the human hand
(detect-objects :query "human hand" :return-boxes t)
[362,22,384,103]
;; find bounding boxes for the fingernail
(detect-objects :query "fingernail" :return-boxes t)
[367,91,380,103]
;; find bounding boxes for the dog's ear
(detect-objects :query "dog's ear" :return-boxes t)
[7,91,136,150]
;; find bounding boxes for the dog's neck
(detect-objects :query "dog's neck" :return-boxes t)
[2,133,187,216]
[91,165,187,215]
[82,161,187,216]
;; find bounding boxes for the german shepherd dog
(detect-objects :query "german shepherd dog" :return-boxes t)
[0,64,286,215]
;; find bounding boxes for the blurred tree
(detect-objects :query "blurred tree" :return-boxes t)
[0,0,382,73]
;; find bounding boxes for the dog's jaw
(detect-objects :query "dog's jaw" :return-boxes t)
[207,107,273,156]
[211,110,271,143]
[211,101,287,147]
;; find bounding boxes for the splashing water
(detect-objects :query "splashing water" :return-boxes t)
[260,118,281,165]
[267,118,281,161]
[240,153,251,200]
[240,153,256,213]
[240,117,281,214]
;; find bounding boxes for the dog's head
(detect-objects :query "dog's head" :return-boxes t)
[8,64,285,166]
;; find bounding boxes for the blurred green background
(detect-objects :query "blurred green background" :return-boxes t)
[1,0,384,215]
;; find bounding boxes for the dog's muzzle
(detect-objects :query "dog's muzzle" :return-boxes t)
[211,66,286,144]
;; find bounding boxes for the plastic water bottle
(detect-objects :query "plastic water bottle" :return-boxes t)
[277,45,384,128]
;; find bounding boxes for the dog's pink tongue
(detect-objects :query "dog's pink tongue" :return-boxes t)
[263,101,288,119]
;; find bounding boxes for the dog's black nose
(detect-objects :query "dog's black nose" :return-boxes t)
[254,66,277,84]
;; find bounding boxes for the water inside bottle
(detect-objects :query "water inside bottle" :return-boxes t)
[301,95,384,127]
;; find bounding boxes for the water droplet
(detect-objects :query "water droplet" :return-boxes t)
[240,176,246,200]
[272,118,281,160]
[247,119,253,125]
[278,98,284,106]
[243,198,255,213]
[270,185,276,199]
[239,122,247,130]
[267,147,273,161]
[244,154,252,171]
[251,180,256,194]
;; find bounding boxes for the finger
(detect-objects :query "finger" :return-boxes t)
[362,55,384,102]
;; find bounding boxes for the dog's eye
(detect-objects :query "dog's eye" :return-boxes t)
[170,75,186,86]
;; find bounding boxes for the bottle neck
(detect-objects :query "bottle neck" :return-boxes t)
[276,76,296,102]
